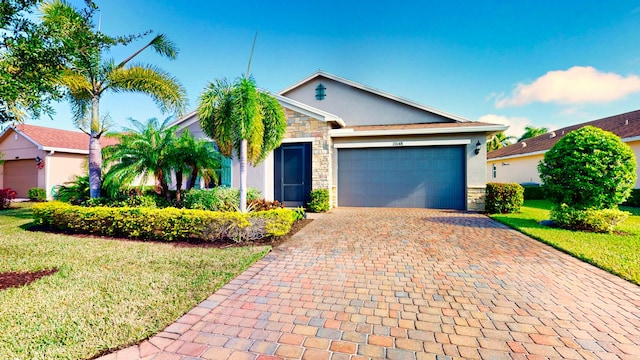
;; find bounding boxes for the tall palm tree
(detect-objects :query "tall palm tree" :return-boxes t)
[518,125,548,142]
[487,132,515,152]
[41,1,186,198]
[102,118,177,199]
[198,76,286,212]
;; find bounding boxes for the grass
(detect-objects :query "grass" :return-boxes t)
[0,202,270,360]
[491,200,640,285]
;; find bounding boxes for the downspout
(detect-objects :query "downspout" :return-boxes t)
[45,150,55,200]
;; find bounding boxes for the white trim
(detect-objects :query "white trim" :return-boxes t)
[623,135,640,143]
[279,70,472,123]
[330,125,508,137]
[487,150,547,162]
[282,137,315,143]
[334,139,471,149]
[269,93,346,127]
[41,146,89,154]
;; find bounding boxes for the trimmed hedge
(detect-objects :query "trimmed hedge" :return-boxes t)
[485,182,524,214]
[550,204,630,233]
[183,188,261,212]
[522,185,545,200]
[32,202,296,242]
[623,189,640,207]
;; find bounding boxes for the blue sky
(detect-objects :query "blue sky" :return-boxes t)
[26,0,640,139]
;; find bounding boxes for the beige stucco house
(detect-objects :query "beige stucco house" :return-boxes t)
[487,110,640,188]
[174,71,506,211]
[0,124,118,199]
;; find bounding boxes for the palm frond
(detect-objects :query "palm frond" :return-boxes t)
[106,64,186,115]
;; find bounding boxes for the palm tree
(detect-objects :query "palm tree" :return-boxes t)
[171,129,222,202]
[198,76,286,212]
[41,1,186,198]
[518,125,548,142]
[102,118,177,200]
[487,132,515,152]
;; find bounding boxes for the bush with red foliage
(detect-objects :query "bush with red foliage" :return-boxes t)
[0,188,17,209]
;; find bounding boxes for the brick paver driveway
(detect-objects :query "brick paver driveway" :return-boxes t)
[105,208,640,360]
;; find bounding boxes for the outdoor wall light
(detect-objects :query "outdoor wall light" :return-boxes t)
[35,156,42,163]
[474,141,482,155]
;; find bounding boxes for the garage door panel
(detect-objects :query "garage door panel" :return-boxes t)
[3,160,38,198]
[338,146,465,209]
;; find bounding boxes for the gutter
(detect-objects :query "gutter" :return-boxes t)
[330,124,508,137]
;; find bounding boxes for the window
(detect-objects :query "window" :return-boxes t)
[315,83,326,100]
[492,164,497,179]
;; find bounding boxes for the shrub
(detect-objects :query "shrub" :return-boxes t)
[292,207,306,221]
[55,175,90,204]
[522,185,545,200]
[32,202,294,242]
[485,182,524,214]
[538,126,637,210]
[550,204,630,233]
[27,187,46,201]
[183,187,261,212]
[308,189,330,212]
[248,199,284,211]
[0,188,17,209]
[623,189,640,208]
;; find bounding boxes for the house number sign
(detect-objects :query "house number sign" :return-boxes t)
[392,141,404,147]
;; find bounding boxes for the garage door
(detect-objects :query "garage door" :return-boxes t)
[337,146,466,209]
[3,160,38,198]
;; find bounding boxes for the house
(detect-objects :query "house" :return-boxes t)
[487,110,640,188]
[173,71,507,210]
[0,124,118,199]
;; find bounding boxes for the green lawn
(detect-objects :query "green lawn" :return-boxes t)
[0,203,270,360]
[491,200,640,285]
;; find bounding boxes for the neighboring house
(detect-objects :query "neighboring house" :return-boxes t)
[487,109,640,188]
[0,124,118,199]
[174,71,507,210]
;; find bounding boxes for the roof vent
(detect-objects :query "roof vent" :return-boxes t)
[549,132,556,138]
[625,119,629,125]
[561,130,565,135]
[521,142,527,148]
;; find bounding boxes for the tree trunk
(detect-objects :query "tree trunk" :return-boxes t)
[239,139,247,213]
[175,169,183,202]
[89,96,102,199]
[187,167,198,190]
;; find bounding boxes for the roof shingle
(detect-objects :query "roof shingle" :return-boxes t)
[488,109,640,159]
[10,124,118,152]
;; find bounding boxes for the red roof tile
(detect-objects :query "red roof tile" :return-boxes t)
[10,124,119,152]
[488,109,640,159]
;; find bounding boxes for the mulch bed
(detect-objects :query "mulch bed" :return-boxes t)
[0,268,59,291]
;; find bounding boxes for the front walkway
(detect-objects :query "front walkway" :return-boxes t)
[102,208,640,360]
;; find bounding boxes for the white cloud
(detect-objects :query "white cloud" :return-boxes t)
[478,114,531,139]
[495,66,640,108]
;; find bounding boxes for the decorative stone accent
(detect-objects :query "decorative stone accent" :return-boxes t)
[283,109,334,207]
[467,187,486,211]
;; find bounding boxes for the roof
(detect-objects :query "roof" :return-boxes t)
[330,122,508,137]
[488,109,640,160]
[171,91,346,130]
[2,124,119,154]
[280,70,472,123]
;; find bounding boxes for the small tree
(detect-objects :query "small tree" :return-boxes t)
[487,132,515,152]
[538,126,637,210]
[197,76,286,212]
[518,125,548,142]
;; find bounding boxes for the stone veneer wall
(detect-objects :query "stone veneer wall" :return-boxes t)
[283,109,334,207]
[467,186,486,211]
